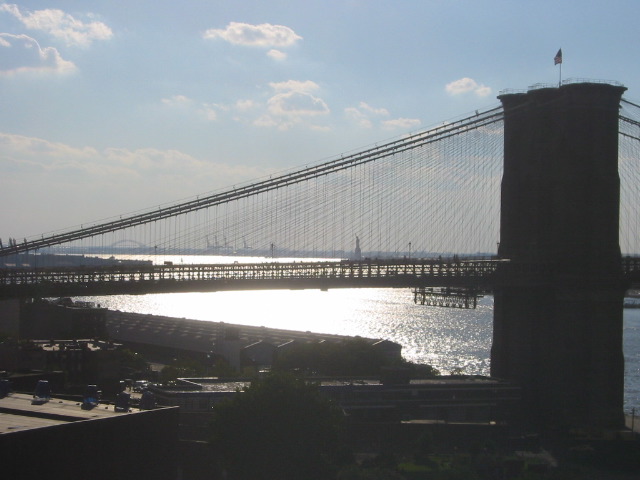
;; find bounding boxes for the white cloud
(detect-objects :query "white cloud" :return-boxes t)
[253,80,329,130]
[382,118,422,130]
[0,132,203,178]
[345,101,419,130]
[267,49,287,61]
[445,77,492,97]
[162,95,223,122]
[253,114,278,128]
[203,22,302,48]
[0,33,75,75]
[358,102,389,116]
[199,103,218,121]
[0,132,269,233]
[269,80,319,93]
[159,81,329,130]
[102,147,207,173]
[235,99,256,111]
[0,3,113,47]
[345,106,373,128]
[258,91,329,131]
[267,91,329,117]
[161,94,193,108]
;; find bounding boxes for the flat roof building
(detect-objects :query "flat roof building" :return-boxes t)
[0,392,179,480]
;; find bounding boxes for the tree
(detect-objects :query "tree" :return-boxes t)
[275,338,401,376]
[210,372,345,480]
[159,356,210,383]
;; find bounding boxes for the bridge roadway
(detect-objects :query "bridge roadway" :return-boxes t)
[0,257,639,299]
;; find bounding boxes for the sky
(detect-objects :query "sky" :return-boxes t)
[1,0,639,240]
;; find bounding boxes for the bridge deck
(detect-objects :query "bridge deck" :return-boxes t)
[1,257,638,299]
[0,259,501,298]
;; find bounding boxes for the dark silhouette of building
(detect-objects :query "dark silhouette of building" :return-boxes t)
[3,297,108,340]
[148,376,521,445]
[493,82,627,431]
[0,392,179,480]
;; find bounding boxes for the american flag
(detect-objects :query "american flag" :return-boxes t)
[554,49,562,65]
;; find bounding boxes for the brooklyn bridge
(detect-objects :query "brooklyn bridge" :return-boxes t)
[2,81,640,430]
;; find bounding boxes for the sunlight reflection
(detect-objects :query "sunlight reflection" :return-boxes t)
[83,288,494,376]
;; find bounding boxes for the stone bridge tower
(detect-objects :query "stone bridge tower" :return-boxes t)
[492,82,628,431]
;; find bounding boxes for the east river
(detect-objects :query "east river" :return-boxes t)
[78,255,640,415]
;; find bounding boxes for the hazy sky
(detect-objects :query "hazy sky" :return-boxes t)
[1,0,638,239]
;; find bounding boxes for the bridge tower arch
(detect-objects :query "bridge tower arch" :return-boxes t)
[492,82,628,430]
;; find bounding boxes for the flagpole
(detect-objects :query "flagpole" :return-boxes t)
[559,62,562,87]
[559,58,563,87]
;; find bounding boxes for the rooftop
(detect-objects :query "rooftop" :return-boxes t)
[105,309,392,353]
[0,393,148,435]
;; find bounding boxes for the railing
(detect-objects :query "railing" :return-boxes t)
[1,256,638,299]
[0,258,507,298]
[499,78,626,96]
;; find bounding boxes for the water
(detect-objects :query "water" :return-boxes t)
[624,308,640,414]
[79,255,640,414]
